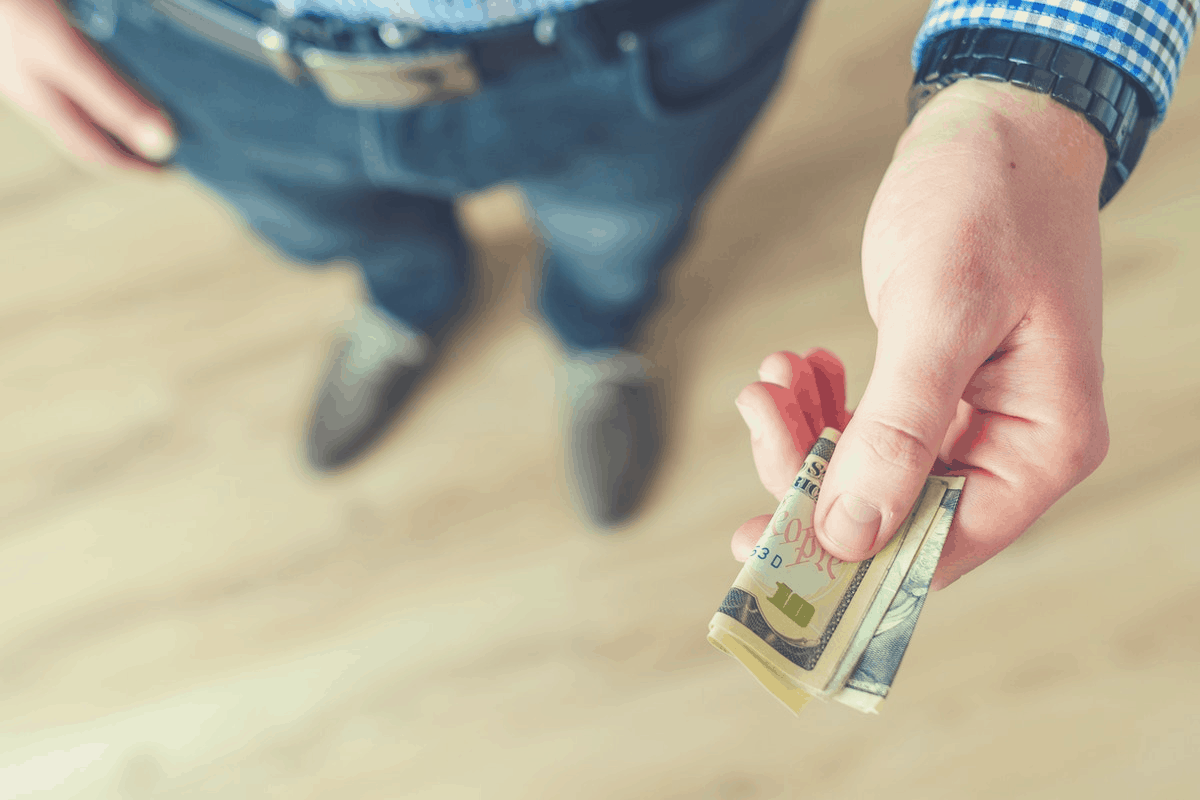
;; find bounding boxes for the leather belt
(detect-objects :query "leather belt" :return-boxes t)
[133,0,709,109]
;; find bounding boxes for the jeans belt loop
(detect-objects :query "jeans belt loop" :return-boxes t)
[256,26,305,85]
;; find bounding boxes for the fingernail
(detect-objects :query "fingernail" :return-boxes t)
[824,494,881,555]
[735,400,762,439]
[135,124,177,162]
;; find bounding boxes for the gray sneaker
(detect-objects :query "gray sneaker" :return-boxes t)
[305,304,434,472]
[560,351,665,528]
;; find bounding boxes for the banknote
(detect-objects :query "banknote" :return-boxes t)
[708,426,964,714]
[832,483,962,713]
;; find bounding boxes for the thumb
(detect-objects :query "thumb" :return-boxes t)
[813,329,973,562]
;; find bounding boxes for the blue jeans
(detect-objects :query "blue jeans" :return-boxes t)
[68,0,810,352]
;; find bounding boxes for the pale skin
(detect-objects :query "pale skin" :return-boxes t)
[2,1,1113,590]
[734,79,1111,590]
[0,0,177,170]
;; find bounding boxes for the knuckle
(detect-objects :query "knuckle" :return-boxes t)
[856,415,938,474]
[1043,362,1109,485]
[1082,420,1111,473]
[1048,416,1110,486]
[735,383,762,407]
[757,351,792,385]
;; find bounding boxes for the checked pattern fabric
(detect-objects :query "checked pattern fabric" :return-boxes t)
[913,1,1198,128]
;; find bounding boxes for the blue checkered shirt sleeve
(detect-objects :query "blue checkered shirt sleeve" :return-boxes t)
[912,1,1198,128]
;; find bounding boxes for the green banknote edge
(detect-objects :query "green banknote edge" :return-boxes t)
[708,629,814,714]
[706,483,939,705]
[832,476,964,713]
[821,478,949,695]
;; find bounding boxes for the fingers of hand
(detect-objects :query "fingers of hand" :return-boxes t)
[731,514,773,561]
[758,348,851,435]
[757,351,819,445]
[930,422,1108,590]
[736,382,806,501]
[796,348,850,430]
[759,349,847,420]
[818,415,944,561]
[757,351,795,388]
[43,89,162,172]
[938,398,976,467]
[35,19,176,165]
[738,348,852,502]
[930,353,1109,589]
[814,337,975,562]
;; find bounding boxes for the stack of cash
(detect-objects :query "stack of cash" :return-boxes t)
[708,427,964,714]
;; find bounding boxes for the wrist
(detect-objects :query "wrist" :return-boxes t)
[895,79,1108,200]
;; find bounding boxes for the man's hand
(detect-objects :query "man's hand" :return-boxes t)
[0,0,176,170]
[733,79,1112,590]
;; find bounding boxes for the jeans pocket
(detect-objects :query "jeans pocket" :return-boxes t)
[626,0,810,119]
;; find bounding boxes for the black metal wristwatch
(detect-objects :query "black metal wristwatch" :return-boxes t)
[909,28,1156,208]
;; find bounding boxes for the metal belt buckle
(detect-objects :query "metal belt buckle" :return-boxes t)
[258,27,480,109]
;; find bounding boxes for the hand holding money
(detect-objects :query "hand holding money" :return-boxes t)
[711,424,962,713]
[717,349,964,713]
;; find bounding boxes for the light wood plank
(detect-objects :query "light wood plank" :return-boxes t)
[0,0,1197,797]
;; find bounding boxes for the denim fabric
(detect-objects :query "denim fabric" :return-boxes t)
[274,0,605,31]
[68,0,809,352]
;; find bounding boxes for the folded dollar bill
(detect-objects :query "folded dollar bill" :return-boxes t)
[708,427,964,714]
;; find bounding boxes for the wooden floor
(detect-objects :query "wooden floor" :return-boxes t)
[1,1,1198,797]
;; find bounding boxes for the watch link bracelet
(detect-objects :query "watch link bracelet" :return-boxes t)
[909,27,1156,208]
